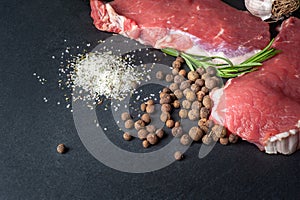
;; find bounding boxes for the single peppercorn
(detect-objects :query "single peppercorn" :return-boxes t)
[146,125,156,133]
[162,87,171,93]
[174,121,180,128]
[182,100,192,109]
[161,103,172,113]
[188,109,200,121]
[180,134,192,146]
[146,104,155,114]
[174,75,185,84]
[57,143,66,154]
[160,112,171,122]
[172,60,181,69]
[124,119,134,129]
[173,100,180,109]
[200,107,209,119]
[165,74,174,82]
[185,91,196,102]
[179,69,187,77]
[146,99,155,105]
[123,132,132,141]
[121,112,131,121]
[172,126,184,137]
[172,68,179,75]
[191,84,201,93]
[176,56,184,63]
[141,113,151,124]
[195,78,205,87]
[220,137,229,145]
[169,83,179,92]
[134,119,145,130]
[202,134,212,145]
[187,71,200,82]
[189,126,203,141]
[156,71,164,80]
[147,133,158,145]
[138,129,148,140]
[229,134,239,143]
[142,140,150,148]
[174,151,184,161]
[202,95,212,110]
[179,109,188,119]
[166,119,175,128]
[160,93,172,104]
[180,80,191,90]
[140,103,146,112]
[191,101,202,110]
[173,89,183,99]
[156,129,164,139]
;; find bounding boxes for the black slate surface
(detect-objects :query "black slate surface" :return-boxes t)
[1,0,300,199]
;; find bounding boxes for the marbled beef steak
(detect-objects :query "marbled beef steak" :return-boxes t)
[90,0,270,63]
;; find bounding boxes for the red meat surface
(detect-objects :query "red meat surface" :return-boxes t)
[90,0,270,61]
[210,17,300,154]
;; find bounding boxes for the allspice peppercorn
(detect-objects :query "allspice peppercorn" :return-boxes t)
[172,68,179,75]
[146,104,155,114]
[187,71,200,82]
[176,56,184,63]
[174,75,185,84]
[185,90,196,102]
[166,119,175,128]
[138,129,148,140]
[140,103,146,112]
[179,109,188,119]
[161,104,172,113]
[160,112,171,122]
[174,90,183,99]
[121,112,131,121]
[124,119,134,129]
[180,80,191,90]
[195,78,205,87]
[229,134,238,143]
[191,84,201,93]
[141,113,151,124]
[171,126,183,137]
[123,132,132,141]
[146,99,155,105]
[191,101,201,110]
[188,126,203,141]
[172,60,181,69]
[220,137,229,145]
[156,71,164,80]
[160,93,172,104]
[179,69,187,77]
[174,151,184,161]
[156,129,164,139]
[146,125,156,133]
[174,121,180,128]
[142,140,150,148]
[196,67,206,75]
[182,100,191,109]
[173,100,180,109]
[165,74,174,82]
[57,143,66,154]
[188,109,199,121]
[200,107,209,119]
[134,119,145,130]
[202,134,212,145]
[169,83,179,92]
[147,133,158,145]
[180,134,192,146]
[202,95,212,110]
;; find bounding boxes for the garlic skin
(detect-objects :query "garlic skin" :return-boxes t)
[245,0,274,20]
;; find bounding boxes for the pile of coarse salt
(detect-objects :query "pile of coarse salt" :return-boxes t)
[72,51,143,101]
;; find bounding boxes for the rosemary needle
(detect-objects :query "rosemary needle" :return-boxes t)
[161,39,280,78]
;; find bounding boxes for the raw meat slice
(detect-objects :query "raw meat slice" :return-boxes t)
[210,17,300,155]
[90,0,270,63]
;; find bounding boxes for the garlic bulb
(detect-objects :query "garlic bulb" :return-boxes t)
[245,0,273,20]
[245,0,300,21]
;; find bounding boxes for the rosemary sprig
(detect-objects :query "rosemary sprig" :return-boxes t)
[161,39,281,78]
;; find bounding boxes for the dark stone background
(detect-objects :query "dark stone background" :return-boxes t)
[1,0,299,199]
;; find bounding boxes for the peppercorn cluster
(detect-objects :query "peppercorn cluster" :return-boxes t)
[120,56,239,160]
